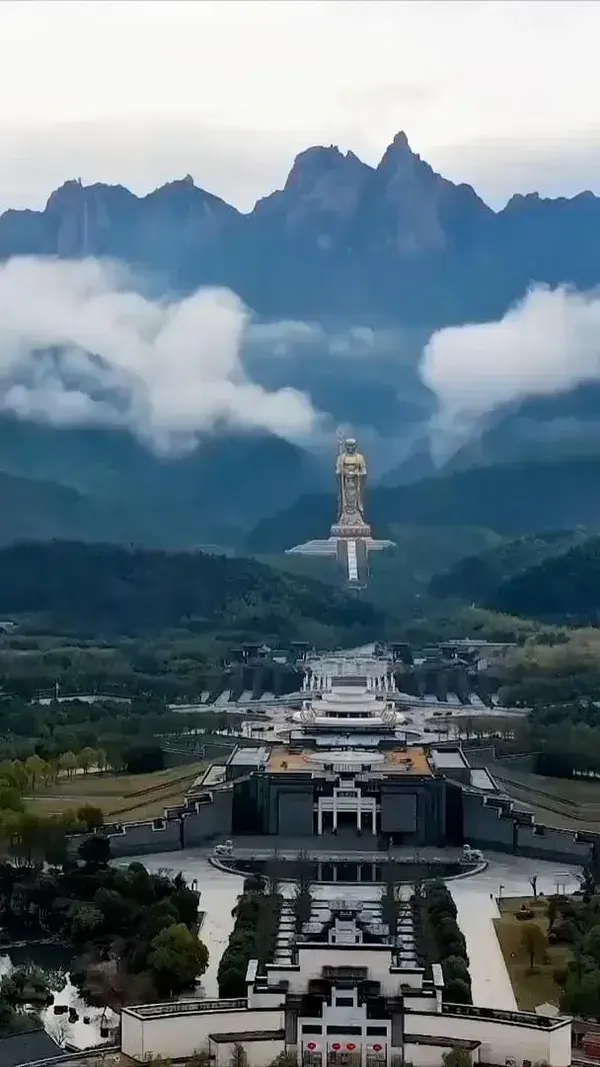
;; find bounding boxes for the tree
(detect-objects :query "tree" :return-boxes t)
[443,955,471,985]
[561,968,600,1018]
[69,903,105,944]
[443,1051,473,1067]
[529,874,539,900]
[187,1054,212,1067]
[380,868,401,937]
[124,744,165,774]
[229,1045,247,1067]
[24,754,46,789]
[2,966,53,1008]
[292,852,314,932]
[520,922,547,969]
[444,977,472,1005]
[582,924,600,966]
[269,1055,298,1067]
[148,922,209,995]
[292,881,313,932]
[78,747,97,774]
[218,963,247,998]
[9,812,46,865]
[78,834,111,869]
[265,851,284,898]
[76,804,104,831]
[58,751,78,778]
[580,864,597,899]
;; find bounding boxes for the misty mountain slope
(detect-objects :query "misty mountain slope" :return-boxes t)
[0,419,326,548]
[246,457,600,552]
[487,536,600,624]
[3,133,600,323]
[2,131,600,542]
[0,177,241,289]
[0,470,104,544]
[429,530,590,604]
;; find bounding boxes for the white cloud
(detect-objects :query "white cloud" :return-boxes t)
[0,256,319,451]
[421,285,600,460]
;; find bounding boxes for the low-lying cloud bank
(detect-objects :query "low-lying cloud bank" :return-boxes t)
[421,285,600,460]
[0,256,320,452]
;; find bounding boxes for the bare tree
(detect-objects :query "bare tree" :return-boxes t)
[229,1044,247,1067]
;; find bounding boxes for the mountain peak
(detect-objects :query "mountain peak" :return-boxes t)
[283,145,369,193]
[253,145,372,228]
[0,129,599,324]
[45,178,85,211]
[378,130,415,169]
[389,130,411,151]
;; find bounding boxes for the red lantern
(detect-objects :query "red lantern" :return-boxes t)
[331,1043,341,1051]
[347,1044,356,1052]
[307,1043,317,1052]
[373,1045,382,1053]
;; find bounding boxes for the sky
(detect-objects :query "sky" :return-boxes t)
[1,0,600,214]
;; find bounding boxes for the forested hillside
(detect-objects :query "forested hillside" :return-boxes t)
[488,537,600,624]
[0,541,382,642]
[429,531,590,604]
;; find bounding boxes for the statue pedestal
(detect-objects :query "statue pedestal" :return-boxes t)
[330,522,372,539]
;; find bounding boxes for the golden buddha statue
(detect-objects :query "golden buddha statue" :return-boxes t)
[334,437,370,534]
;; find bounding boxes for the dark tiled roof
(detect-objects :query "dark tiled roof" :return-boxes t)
[209,1030,285,1043]
[0,1029,65,1067]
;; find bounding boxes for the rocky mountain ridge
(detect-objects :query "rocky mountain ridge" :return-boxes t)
[3,132,600,324]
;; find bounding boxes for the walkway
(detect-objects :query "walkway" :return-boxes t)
[133,848,581,1012]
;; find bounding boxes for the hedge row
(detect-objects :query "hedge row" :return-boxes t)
[423,880,473,1005]
[217,875,282,998]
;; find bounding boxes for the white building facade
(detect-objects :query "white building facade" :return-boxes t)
[121,899,572,1067]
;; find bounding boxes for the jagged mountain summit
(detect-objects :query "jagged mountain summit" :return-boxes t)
[3,132,600,324]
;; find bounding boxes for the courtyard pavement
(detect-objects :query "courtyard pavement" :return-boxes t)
[133,848,581,1005]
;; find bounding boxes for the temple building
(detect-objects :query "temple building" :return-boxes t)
[286,437,394,587]
[223,659,485,844]
[70,652,600,869]
[121,895,572,1067]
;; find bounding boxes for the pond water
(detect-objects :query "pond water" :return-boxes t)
[0,943,119,1050]
[217,858,474,883]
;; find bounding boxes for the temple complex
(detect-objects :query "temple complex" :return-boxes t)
[122,892,572,1067]
[116,658,575,1067]
[286,437,395,587]
[70,650,600,866]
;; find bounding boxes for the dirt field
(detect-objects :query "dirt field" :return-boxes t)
[27,762,206,822]
[493,896,571,1011]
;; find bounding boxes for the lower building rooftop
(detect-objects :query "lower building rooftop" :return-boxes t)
[266,746,433,776]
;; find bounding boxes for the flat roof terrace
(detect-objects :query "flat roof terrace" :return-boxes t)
[266,746,433,776]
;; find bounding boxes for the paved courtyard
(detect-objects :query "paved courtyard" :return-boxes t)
[134,848,581,1005]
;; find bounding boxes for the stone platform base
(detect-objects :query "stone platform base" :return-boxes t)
[286,535,395,556]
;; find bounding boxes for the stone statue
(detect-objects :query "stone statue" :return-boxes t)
[335,437,368,531]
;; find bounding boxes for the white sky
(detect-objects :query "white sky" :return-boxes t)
[1,0,600,212]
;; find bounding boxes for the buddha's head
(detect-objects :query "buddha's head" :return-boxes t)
[345,438,357,454]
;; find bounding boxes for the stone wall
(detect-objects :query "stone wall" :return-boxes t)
[461,789,599,865]
[68,785,235,859]
[462,792,516,853]
[183,789,234,847]
[67,766,600,868]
